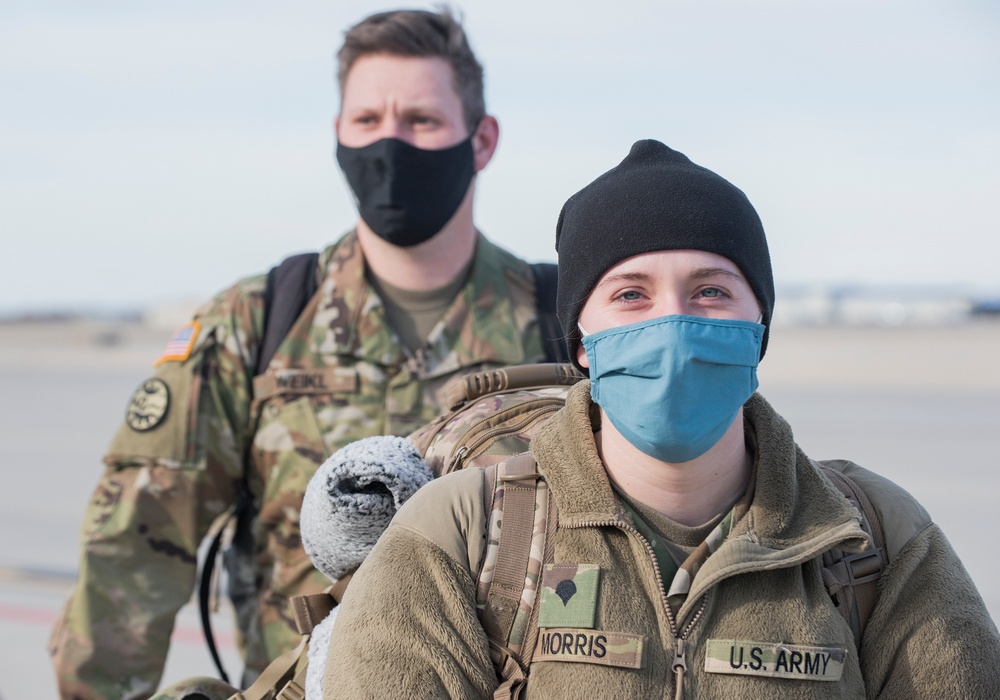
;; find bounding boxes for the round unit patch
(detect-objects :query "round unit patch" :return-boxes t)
[125,378,170,432]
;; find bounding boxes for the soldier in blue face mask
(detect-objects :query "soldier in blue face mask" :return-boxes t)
[324,139,1000,699]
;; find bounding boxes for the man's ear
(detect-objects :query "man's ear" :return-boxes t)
[472,115,499,172]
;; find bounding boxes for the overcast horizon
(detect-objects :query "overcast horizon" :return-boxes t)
[3,0,998,313]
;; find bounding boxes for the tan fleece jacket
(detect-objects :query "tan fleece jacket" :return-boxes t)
[325,383,1000,698]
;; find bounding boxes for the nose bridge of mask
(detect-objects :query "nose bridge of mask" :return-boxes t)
[582,315,762,389]
[583,314,762,463]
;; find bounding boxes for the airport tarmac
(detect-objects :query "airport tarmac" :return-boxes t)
[1,319,998,697]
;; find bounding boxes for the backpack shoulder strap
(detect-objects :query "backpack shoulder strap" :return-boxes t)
[230,635,308,700]
[819,463,886,648]
[200,251,321,684]
[227,582,346,700]
[256,251,321,375]
[479,453,555,699]
[530,262,569,364]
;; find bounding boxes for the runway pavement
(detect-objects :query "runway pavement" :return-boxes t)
[1,319,997,697]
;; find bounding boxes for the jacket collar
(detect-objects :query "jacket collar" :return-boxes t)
[311,231,531,375]
[532,382,869,617]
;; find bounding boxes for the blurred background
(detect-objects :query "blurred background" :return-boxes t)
[1,0,998,696]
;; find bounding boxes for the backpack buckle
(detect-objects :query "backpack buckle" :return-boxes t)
[841,547,885,585]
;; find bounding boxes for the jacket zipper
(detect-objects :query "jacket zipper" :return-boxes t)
[567,518,708,700]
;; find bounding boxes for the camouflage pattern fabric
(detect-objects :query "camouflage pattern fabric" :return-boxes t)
[49,230,547,700]
[476,461,552,659]
[149,676,239,700]
[411,385,573,476]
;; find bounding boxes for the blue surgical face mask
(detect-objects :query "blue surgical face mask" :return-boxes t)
[580,314,763,463]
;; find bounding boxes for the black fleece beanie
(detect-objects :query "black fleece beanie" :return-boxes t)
[556,139,775,365]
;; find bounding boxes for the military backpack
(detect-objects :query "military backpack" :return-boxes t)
[210,363,584,700]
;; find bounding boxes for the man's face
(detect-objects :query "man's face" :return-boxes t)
[576,249,761,368]
[337,54,470,150]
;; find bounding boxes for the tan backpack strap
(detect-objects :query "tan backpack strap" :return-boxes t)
[233,582,345,700]
[820,464,886,645]
[478,453,556,697]
[328,570,354,604]
[229,635,308,700]
[275,661,308,700]
[494,484,557,700]
[482,453,540,644]
[442,363,583,410]
[493,652,528,700]
[290,585,338,635]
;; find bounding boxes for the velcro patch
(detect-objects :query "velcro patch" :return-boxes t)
[534,629,643,669]
[155,322,201,366]
[704,640,846,681]
[125,378,170,432]
[538,563,600,629]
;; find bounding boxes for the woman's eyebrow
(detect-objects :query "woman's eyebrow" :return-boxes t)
[593,271,653,289]
[690,267,745,282]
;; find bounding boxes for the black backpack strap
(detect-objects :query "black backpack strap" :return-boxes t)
[530,263,569,364]
[198,505,241,684]
[256,252,321,375]
[199,251,321,683]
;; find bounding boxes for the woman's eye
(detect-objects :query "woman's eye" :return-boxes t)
[618,290,643,301]
[699,287,723,298]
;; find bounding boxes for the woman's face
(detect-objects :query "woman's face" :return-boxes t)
[576,249,762,369]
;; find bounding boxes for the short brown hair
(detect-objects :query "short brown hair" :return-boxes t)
[337,8,486,133]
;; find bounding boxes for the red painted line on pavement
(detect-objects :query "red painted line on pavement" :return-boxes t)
[0,604,236,648]
[0,604,58,626]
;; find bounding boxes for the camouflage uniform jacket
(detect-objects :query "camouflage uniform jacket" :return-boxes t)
[325,382,1000,699]
[50,230,548,700]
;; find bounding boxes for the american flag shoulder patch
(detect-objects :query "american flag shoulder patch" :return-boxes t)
[155,321,202,366]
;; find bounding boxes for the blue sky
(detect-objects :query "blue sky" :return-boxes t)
[2,0,998,312]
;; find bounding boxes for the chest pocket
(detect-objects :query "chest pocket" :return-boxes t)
[251,368,359,533]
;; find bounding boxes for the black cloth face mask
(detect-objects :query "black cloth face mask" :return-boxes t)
[336,135,476,247]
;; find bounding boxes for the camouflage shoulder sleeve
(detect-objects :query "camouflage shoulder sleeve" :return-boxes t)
[473,234,547,362]
[50,275,266,700]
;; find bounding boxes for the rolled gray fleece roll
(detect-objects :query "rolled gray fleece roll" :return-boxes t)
[300,435,434,583]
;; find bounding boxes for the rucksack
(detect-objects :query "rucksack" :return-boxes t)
[198,253,571,685]
[222,363,584,700]
[220,364,887,700]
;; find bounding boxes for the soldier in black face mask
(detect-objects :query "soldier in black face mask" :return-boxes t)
[51,9,565,700]
[337,126,477,249]
[333,9,499,288]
